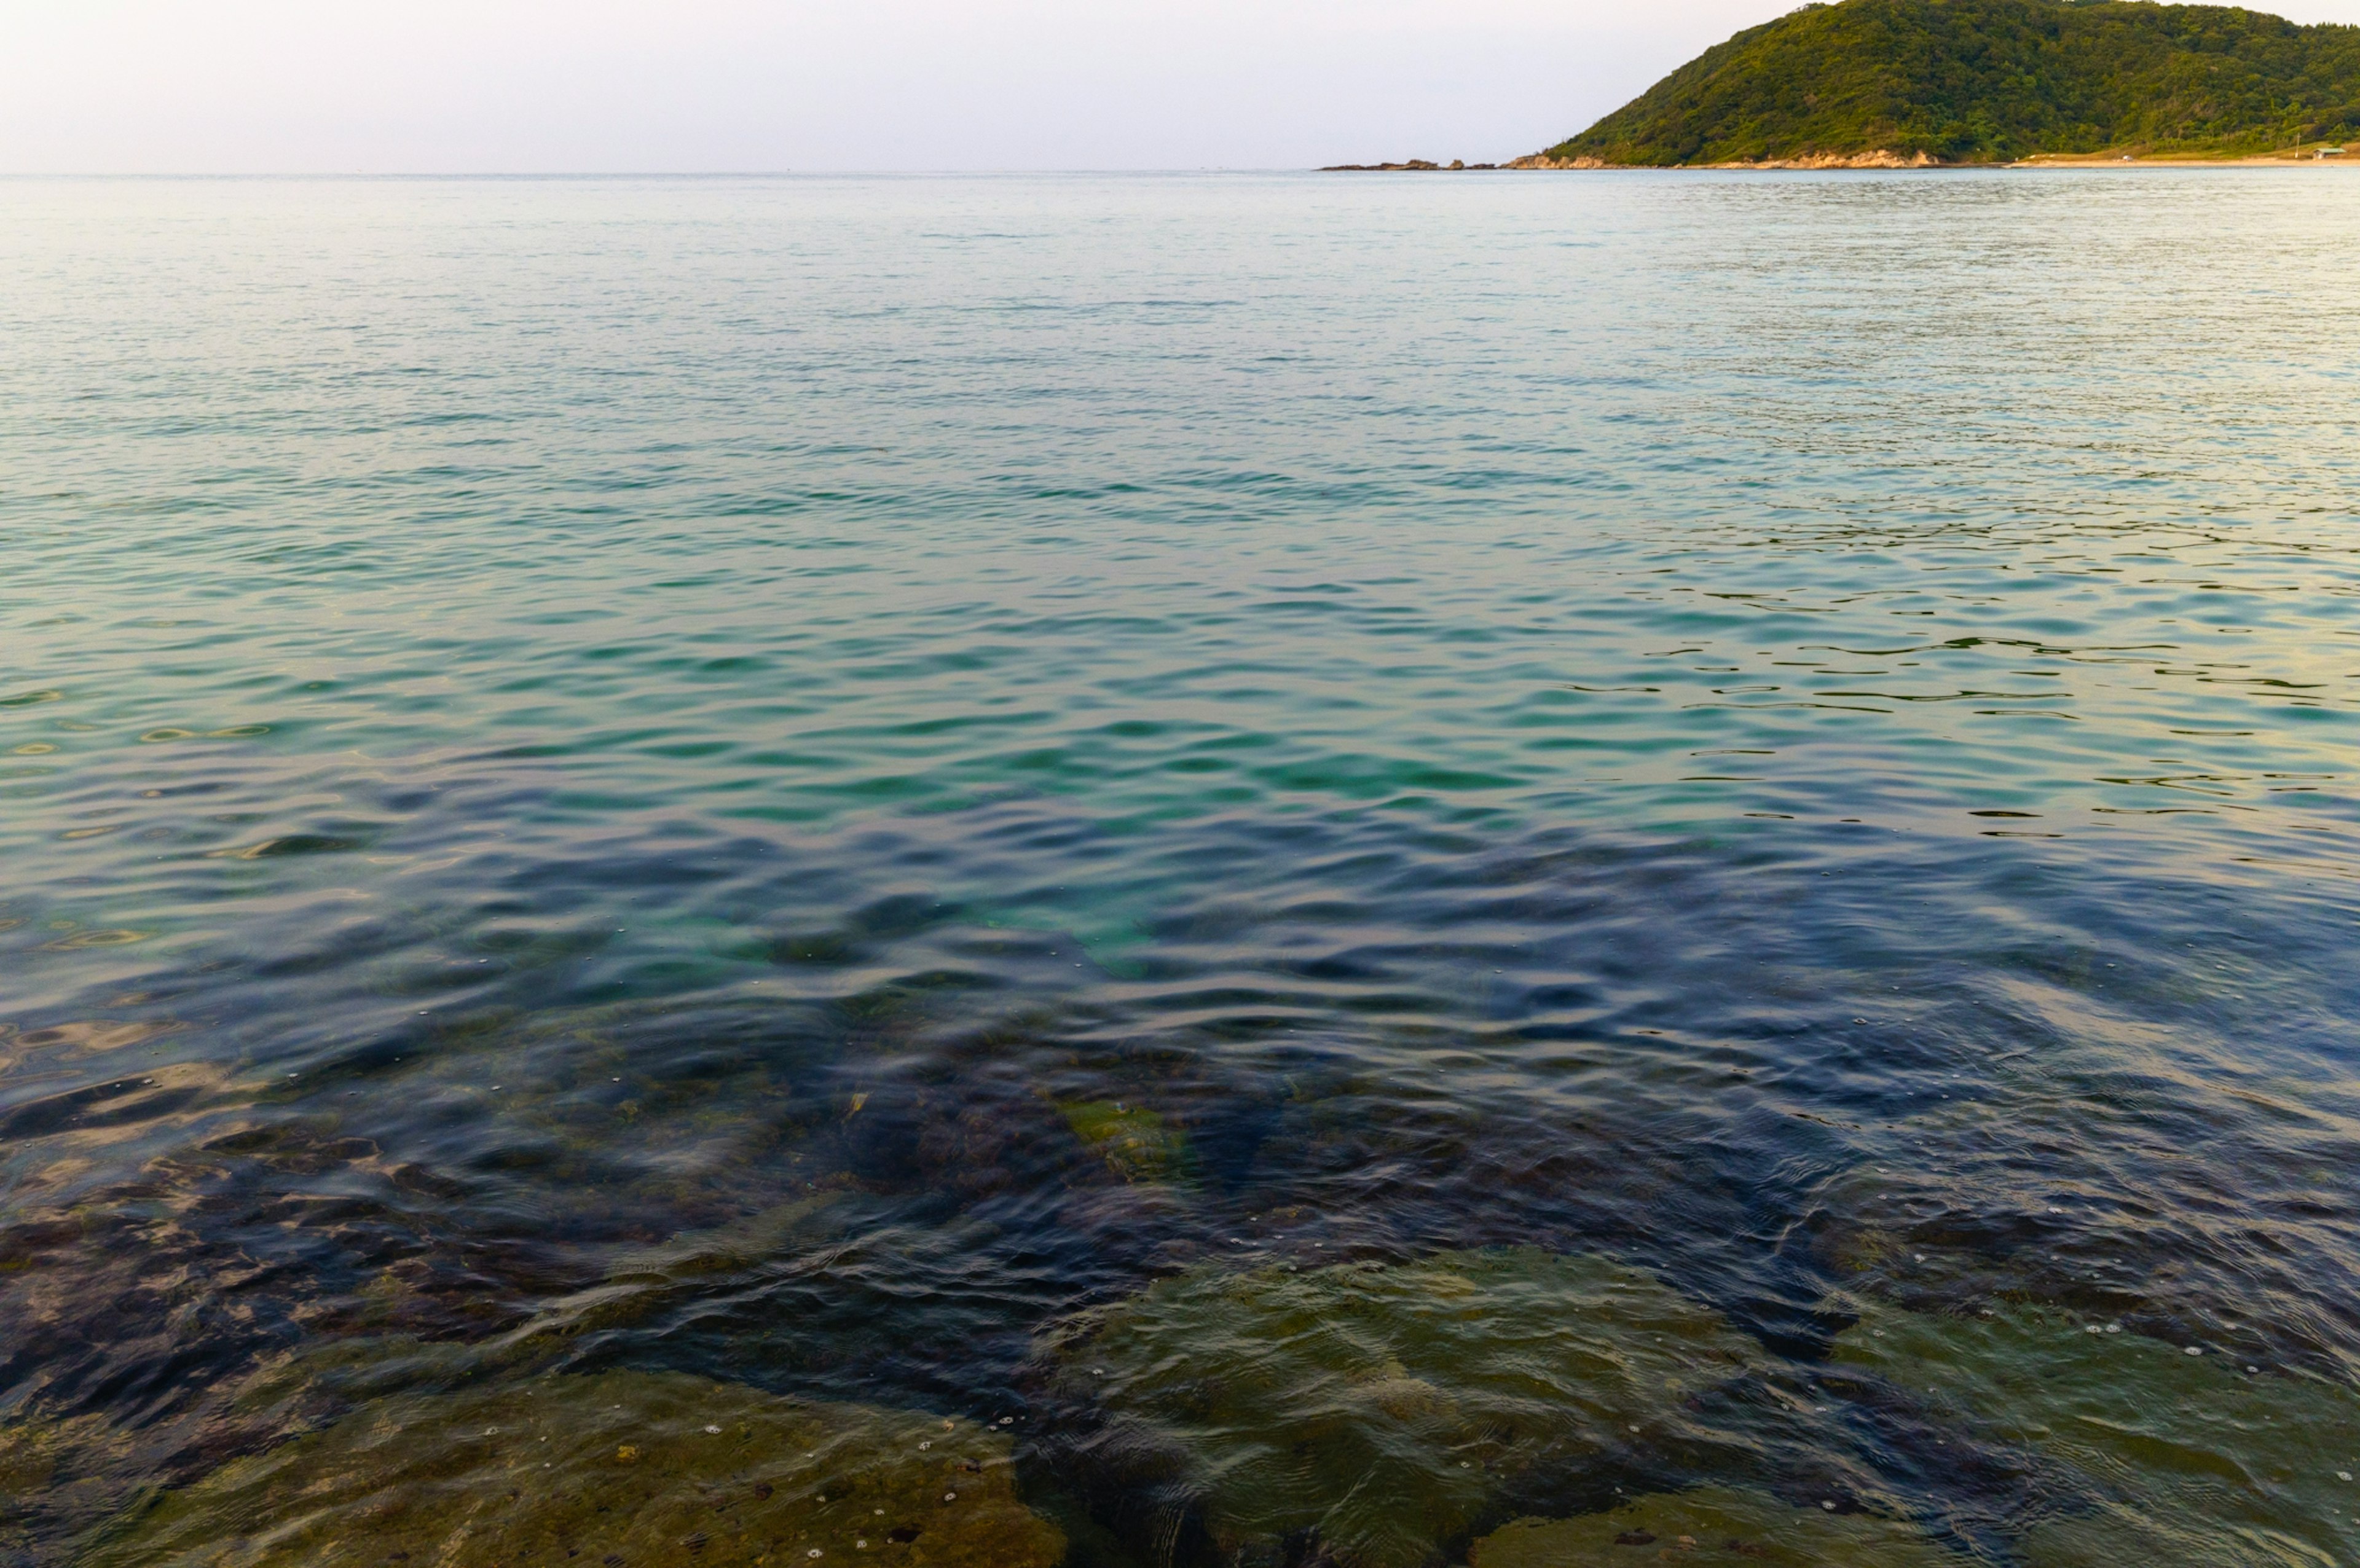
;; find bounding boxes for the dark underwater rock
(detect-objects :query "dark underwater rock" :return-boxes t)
[1830,1296,2360,1566]
[1037,1249,1763,1568]
[73,1367,1064,1568]
[1468,1486,1957,1566]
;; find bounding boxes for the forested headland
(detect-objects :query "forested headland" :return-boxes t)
[1536,0,2360,165]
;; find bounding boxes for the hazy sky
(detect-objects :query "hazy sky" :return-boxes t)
[7,0,2360,173]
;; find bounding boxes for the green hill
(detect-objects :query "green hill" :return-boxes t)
[1539,0,2360,165]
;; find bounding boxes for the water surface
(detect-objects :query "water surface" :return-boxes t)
[3,171,2358,1566]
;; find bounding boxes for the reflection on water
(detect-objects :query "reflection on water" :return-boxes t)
[1,171,2356,1564]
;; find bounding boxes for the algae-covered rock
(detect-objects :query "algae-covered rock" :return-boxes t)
[2,1411,132,1559]
[1468,1487,1961,1566]
[1831,1298,2360,1566]
[77,1368,1065,1568]
[5,1333,582,1557]
[1041,1249,1761,1568]
[1054,1099,1188,1184]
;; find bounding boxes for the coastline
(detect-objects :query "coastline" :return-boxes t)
[2008,149,2353,167]
[1324,147,2355,171]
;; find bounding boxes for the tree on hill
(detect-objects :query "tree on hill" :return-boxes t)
[1544,0,2360,164]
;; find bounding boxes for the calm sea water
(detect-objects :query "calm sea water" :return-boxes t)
[4,171,2358,1566]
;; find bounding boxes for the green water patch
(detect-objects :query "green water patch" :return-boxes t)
[1829,1297,2360,1566]
[1037,1249,1764,1568]
[958,896,1158,977]
[74,1366,1065,1568]
[1467,1486,1959,1567]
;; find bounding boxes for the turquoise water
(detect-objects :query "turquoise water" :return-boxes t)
[4,171,2359,1564]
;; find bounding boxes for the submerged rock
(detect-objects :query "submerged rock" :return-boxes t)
[1039,1249,1762,1568]
[6,1333,577,1554]
[0,1411,133,1561]
[76,1368,1066,1567]
[1830,1298,2360,1566]
[1054,1099,1189,1185]
[1468,1486,1958,1566]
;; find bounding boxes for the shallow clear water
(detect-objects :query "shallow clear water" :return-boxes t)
[3,171,2358,1565]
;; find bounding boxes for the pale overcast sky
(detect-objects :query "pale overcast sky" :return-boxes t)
[7,0,2359,173]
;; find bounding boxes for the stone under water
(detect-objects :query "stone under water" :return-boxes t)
[1054,1098,1189,1185]
[74,1366,1066,1567]
[1040,1248,1763,1568]
[1830,1297,2360,1566]
[1466,1486,1961,1566]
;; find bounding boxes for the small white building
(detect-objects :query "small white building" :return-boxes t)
[2320,146,2346,160]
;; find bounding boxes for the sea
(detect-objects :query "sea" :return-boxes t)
[3,170,2357,1566]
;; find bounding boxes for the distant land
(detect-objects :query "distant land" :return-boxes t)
[1328,0,2360,169]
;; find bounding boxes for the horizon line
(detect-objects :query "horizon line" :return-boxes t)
[0,167,1417,180]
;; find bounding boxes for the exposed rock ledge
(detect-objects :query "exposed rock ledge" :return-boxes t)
[1321,159,1498,171]
[1723,148,1940,168]
[1503,148,1939,170]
